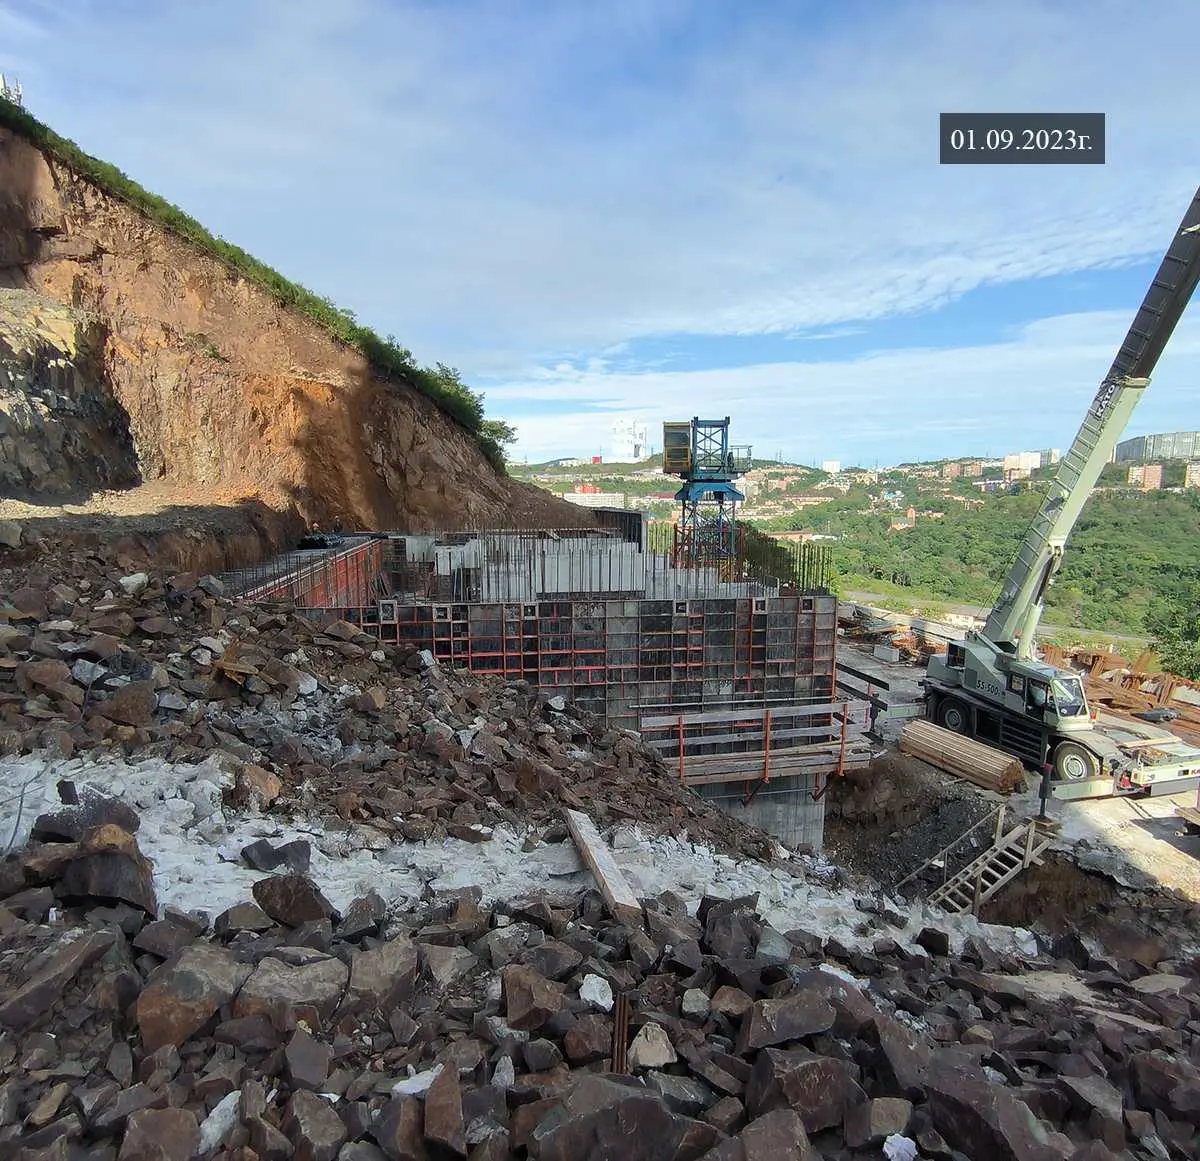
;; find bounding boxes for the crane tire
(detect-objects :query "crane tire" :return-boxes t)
[1053,741,1099,782]
[937,698,971,734]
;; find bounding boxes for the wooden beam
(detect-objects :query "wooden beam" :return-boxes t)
[683,756,871,786]
[642,722,867,753]
[640,699,868,730]
[680,739,872,766]
[834,662,893,690]
[562,808,643,928]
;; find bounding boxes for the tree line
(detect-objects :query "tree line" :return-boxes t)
[753,484,1200,672]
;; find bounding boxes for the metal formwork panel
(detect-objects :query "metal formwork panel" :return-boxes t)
[377,583,839,732]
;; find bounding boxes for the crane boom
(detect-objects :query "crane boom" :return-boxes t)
[982,186,1200,657]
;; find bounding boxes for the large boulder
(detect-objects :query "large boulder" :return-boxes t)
[135,944,253,1052]
[235,955,349,1029]
[344,936,419,1012]
[735,991,835,1054]
[925,1053,1072,1161]
[695,1108,816,1161]
[531,1075,721,1161]
[744,1048,865,1132]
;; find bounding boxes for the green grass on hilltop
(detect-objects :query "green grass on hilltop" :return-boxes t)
[0,97,512,472]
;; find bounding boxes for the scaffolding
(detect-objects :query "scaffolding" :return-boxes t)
[221,526,849,849]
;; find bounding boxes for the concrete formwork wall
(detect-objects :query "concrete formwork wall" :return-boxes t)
[693,775,825,852]
[223,539,385,608]
[233,533,841,852]
[371,594,838,734]
[401,536,774,604]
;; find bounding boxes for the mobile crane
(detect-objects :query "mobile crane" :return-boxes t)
[925,184,1200,799]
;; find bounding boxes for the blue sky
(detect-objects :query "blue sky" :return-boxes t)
[2,0,1198,465]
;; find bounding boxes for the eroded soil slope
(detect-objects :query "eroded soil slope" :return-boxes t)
[0,126,582,531]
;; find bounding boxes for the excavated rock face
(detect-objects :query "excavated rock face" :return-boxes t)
[0,127,585,530]
[0,288,138,500]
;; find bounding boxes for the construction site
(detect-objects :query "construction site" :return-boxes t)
[218,419,869,853]
[4,77,1200,1161]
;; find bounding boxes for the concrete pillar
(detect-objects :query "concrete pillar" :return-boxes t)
[694,774,826,853]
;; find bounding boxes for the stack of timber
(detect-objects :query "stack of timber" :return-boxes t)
[899,719,1025,792]
[640,699,873,787]
[890,630,947,663]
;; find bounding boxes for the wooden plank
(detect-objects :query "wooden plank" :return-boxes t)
[681,740,872,768]
[899,720,1023,792]
[562,808,643,928]
[684,756,871,787]
[642,722,868,753]
[1086,693,1200,749]
[681,748,872,779]
[640,700,867,730]
[1118,737,1181,752]
[834,662,893,691]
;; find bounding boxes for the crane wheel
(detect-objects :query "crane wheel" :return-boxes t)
[1053,741,1099,781]
[937,698,971,734]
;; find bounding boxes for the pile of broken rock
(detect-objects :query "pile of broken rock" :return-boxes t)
[0,554,775,861]
[0,793,1198,1161]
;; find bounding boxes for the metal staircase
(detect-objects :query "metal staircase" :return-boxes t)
[927,814,1053,915]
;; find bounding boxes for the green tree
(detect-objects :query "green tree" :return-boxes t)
[1145,580,1200,680]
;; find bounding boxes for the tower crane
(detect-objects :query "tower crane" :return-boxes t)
[925,184,1200,798]
[662,417,752,568]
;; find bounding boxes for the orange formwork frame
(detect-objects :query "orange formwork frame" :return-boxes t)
[641,699,870,803]
[295,593,840,733]
[241,540,384,608]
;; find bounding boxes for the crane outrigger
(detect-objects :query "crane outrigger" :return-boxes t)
[925,185,1200,799]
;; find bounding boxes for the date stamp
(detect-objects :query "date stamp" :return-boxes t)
[940,113,1104,165]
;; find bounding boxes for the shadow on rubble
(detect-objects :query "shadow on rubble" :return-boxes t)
[2,498,305,578]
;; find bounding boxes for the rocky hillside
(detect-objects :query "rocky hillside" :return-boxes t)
[0,120,583,533]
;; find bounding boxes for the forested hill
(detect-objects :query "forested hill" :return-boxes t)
[818,489,1200,635]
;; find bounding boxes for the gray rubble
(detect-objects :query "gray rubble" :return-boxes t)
[0,798,1197,1160]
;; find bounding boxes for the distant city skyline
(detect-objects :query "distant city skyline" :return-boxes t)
[528,424,1200,475]
[526,414,1199,471]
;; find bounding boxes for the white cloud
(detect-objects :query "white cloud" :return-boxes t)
[3,0,1199,461]
[500,310,1200,465]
